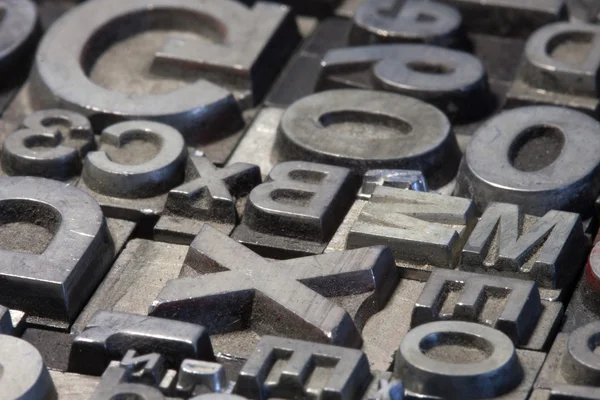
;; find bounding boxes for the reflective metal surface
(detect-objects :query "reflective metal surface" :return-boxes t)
[1,1,600,399]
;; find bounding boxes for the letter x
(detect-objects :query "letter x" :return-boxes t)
[150,224,398,348]
[164,155,260,223]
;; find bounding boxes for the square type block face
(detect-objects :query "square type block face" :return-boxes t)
[0,178,121,329]
[506,78,600,117]
[343,186,476,280]
[404,349,544,400]
[395,319,546,400]
[232,161,359,259]
[412,269,563,352]
[265,18,354,108]
[506,21,600,118]
[562,275,600,334]
[234,335,371,399]
[536,325,600,395]
[72,239,188,334]
[531,387,600,399]
[77,229,400,370]
[467,33,525,85]
[49,371,100,400]
[536,333,573,389]
[77,178,170,222]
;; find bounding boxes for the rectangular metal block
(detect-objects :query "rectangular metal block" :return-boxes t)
[335,0,363,17]
[505,22,600,117]
[226,107,284,178]
[403,348,544,400]
[535,333,572,389]
[74,233,394,370]
[535,327,600,395]
[506,77,600,117]
[71,239,188,334]
[328,186,476,280]
[437,0,566,37]
[49,370,100,400]
[530,389,552,400]
[568,0,600,23]
[0,214,134,331]
[0,306,25,336]
[22,329,74,372]
[234,335,372,399]
[150,224,399,364]
[562,276,600,334]
[467,33,526,85]
[1,85,253,170]
[265,18,352,108]
[153,155,261,245]
[231,161,359,258]
[361,278,425,371]
[461,203,584,302]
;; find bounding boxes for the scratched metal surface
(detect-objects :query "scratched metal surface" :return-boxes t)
[1,0,600,399]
